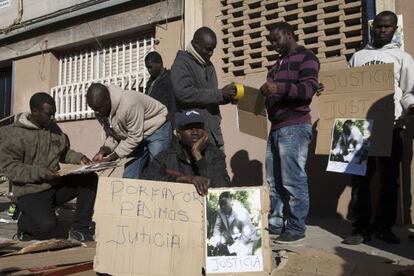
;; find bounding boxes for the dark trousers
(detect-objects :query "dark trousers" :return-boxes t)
[17,173,98,240]
[350,128,403,231]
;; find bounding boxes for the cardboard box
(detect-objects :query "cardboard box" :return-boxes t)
[315,63,395,156]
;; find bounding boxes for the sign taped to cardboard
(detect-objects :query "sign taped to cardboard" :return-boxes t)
[315,63,394,156]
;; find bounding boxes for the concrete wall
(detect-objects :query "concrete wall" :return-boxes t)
[0,0,183,63]
[0,0,91,27]
[203,0,414,223]
[13,53,59,114]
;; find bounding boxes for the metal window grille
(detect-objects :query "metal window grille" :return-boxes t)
[51,36,155,121]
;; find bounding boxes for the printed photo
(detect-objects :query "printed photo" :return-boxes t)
[327,119,374,176]
[206,188,263,273]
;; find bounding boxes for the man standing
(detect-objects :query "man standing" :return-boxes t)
[343,11,414,245]
[0,93,97,241]
[141,110,230,195]
[145,51,176,126]
[171,27,236,148]
[261,22,319,243]
[86,83,171,179]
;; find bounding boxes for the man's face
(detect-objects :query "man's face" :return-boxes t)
[269,28,292,56]
[219,198,232,215]
[31,103,56,129]
[145,60,162,79]
[193,34,217,62]
[372,15,397,47]
[179,123,205,147]
[86,93,111,117]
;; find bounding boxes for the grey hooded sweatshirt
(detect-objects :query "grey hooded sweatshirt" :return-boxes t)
[171,50,226,147]
[349,43,414,124]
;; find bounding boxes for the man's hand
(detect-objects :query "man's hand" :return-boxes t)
[316,83,324,96]
[408,104,414,115]
[260,82,278,97]
[221,84,236,102]
[177,175,210,196]
[80,156,93,165]
[102,152,119,162]
[191,132,209,161]
[92,146,112,162]
[45,169,59,181]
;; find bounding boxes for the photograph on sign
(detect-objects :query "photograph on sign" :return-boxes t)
[327,118,373,176]
[205,187,263,274]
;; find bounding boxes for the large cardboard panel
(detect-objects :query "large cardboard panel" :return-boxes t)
[237,86,266,116]
[237,85,268,140]
[316,64,394,156]
[238,110,268,140]
[93,177,204,276]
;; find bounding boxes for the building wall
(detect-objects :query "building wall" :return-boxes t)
[13,53,59,114]
[203,0,414,222]
[0,0,92,27]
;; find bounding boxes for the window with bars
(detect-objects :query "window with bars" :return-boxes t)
[51,35,155,121]
[221,0,364,77]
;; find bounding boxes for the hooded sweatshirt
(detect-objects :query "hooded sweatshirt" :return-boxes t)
[0,113,84,198]
[98,85,168,158]
[171,50,225,147]
[349,43,414,123]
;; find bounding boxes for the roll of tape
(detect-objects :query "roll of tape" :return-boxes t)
[234,83,245,100]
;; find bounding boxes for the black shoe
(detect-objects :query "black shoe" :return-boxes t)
[68,229,94,242]
[13,232,33,241]
[274,232,305,244]
[343,234,368,245]
[374,227,400,244]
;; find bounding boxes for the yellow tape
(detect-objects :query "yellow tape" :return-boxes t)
[234,83,245,100]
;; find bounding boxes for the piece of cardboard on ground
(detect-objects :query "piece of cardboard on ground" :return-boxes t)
[237,86,268,140]
[206,185,271,276]
[0,239,81,257]
[93,177,204,276]
[315,63,394,156]
[0,243,95,274]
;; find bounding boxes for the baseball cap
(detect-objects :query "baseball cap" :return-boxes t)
[176,110,204,129]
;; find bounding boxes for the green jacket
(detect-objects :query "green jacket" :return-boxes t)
[0,113,84,198]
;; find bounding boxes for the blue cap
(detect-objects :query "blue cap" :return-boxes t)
[176,110,204,129]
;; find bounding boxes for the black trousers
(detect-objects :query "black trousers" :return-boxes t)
[17,173,98,240]
[350,128,403,230]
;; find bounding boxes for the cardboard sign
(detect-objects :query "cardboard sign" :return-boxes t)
[237,86,268,140]
[205,186,272,276]
[316,63,395,156]
[93,177,204,276]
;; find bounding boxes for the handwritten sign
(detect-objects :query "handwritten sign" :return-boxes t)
[93,177,204,276]
[316,63,395,156]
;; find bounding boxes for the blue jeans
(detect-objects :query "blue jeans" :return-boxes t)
[266,124,312,235]
[123,122,172,179]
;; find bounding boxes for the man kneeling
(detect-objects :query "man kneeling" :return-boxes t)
[0,93,97,242]
[142,110,230,195]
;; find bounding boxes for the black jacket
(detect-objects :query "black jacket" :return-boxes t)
[141,141,230,187]
[145,69,176,126]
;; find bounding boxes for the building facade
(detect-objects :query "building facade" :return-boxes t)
[0,0,413,222]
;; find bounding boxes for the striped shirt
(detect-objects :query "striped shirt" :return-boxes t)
[265,46,320,130]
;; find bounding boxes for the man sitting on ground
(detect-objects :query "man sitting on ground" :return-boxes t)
[141,110,230,195]
[0,92,97,241]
